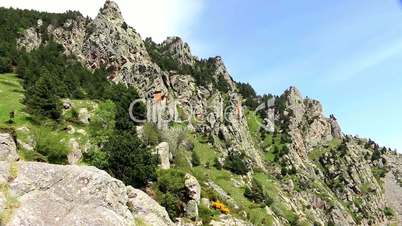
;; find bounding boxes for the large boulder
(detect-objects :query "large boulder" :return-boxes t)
[1,161,133,226]
[127,186,175,226]
[0,133,19,161]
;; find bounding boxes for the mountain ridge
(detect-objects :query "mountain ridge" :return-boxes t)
[0,0,400,225]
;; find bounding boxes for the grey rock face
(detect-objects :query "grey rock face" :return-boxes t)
[156,142,170,169]
[127,186,175,226]
[0,133,18,161]
[279,86,336,164]
[67,138,82,164]
[184,174,201,220]
[78,108,91,124]
[0,161,177,226]
[2,161,133,226]
[17,27,41,52]
[161,36,195,66]
[185,174,201,203]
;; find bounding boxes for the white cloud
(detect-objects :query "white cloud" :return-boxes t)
[0,0,204,42]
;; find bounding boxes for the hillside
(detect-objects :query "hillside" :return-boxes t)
[0,1,401,225]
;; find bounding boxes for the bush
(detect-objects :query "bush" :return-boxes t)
[143,122,161,146]
[82,146,109,169]
[191,151,201,167]
[244,178,273,207]
[213,157,223,170]
[33,128,68,164]
[198,204,219,224]
[89,100,116,145]
[223,152,249,175]
[384,207,395,217]
[103,132,158,187]
[157,169,187,219]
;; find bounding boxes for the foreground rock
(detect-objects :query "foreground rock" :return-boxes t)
[0,133,18,161]
[0,161,174,226]
[127,186,175,226]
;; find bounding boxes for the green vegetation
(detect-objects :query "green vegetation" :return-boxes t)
[191,150,201,167]
[88,100,116,145]
[0,7,81,73]
[223,152,249,175]
[143,122,161,146]
[156,169,187,219]
[191,135,218,166]
[98,132,158,187]
[244,178,273,207]
[237,82,258,109]
[33,127,69,164]
[198,204,220,224]
[0,74,26,126]
[384,207,395,218]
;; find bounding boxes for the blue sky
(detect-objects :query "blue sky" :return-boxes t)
[2,0,401,151]
[180,0,402,151]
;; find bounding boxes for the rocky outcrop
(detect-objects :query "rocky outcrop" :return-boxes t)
[0,133,18,161]
[67,138,83,164]
[17,26,42,52]
[161,37,195,66]
[184,174,201,219]
[385,152,402,224]
[156,142,171,169]
[78,108,91,124]
[277,87,342,168]
[317,140,388,225]
[127,186,175,226]
[1,161,133,226]
[0,160,175,226]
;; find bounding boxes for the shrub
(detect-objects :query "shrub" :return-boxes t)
[103,132,158,187]
[143,122,161,146]
[191,151,201,167]
[384,207,395,217]
[82,146,109,169]
[213,157,223,170]
[223,152,249,175]
[157,169,187,219]
[211,200,230,214]
[89,100,116,145]
[198,204,219,224]
[244,178,273,207]
[33,128,68,164]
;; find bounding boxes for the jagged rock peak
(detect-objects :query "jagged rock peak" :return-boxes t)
[283,86,303,99]
[97,0,124,25]
[162,36,195,66]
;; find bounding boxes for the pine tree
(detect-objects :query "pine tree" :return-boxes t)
[24,68,62,120]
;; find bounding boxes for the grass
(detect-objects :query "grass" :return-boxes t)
[134,217,149,226]
[246,110,262,139]
[191,165,297,226]
[0,182,20,225]
[0,74,28,127]
[0,73,96,163]
[192,135,218,165]
[308,139,341,162]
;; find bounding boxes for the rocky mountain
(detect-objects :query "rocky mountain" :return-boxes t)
[0,0,401,225]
